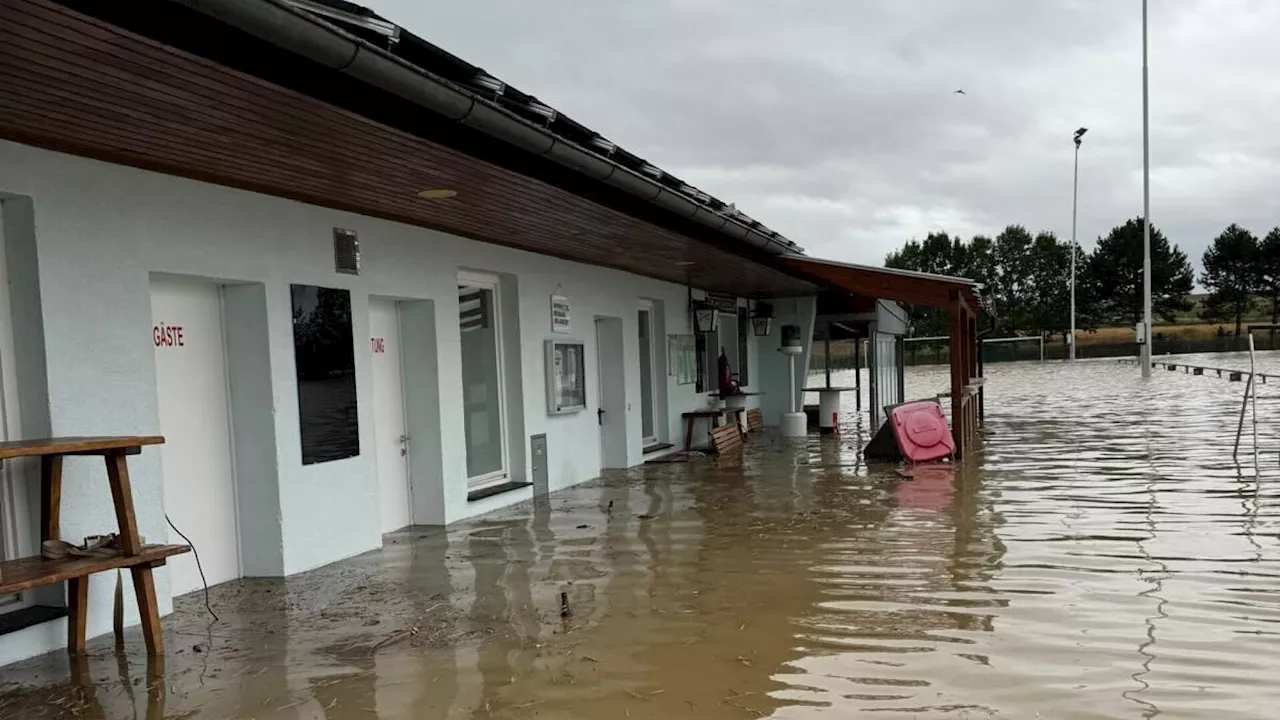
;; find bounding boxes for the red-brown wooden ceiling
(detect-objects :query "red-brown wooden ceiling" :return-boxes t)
[0,0,819,297]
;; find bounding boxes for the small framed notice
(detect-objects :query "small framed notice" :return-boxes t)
[668,334,697,385]
[545,339,587,413]
[551,294,572,334]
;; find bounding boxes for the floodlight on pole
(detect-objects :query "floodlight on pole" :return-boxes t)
[1070,127,1087,361]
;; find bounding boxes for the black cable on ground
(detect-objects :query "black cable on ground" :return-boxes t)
[165,513,219,622]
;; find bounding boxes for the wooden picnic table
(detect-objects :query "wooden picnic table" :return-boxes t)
[682,410,724,450]
[682,409,748,452]
[0,436,189,655]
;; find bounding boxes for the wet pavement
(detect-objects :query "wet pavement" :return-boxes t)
[2,354,1280,719]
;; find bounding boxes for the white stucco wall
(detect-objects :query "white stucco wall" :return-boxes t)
[757,297,817,425]
[0,139,757,663]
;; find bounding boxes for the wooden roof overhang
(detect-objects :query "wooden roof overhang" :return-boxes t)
[0,0,818,297]
[777,256,979,311]
[779,255,984,456]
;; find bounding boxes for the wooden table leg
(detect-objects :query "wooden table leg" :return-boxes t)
[131,565,163,655]
[683,418,695,451]
[41,455,63,542]
[145,654,167,720]
[67,575,88,654]
[105,450,143,555]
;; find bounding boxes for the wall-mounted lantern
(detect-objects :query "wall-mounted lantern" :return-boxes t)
[691,299,719,334]
[751,301,774,336]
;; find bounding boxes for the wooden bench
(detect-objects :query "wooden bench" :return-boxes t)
[710,422,743,455]
[745,408,764,434]
[0,436,189,656]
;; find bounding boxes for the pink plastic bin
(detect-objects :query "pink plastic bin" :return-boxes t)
[889,400,955,463]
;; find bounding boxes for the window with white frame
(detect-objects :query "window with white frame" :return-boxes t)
[458,272,509,489]
[638,300,659,444]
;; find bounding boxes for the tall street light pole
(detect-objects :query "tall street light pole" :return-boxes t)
[1141,0,1153,378]
[1071,127,1087,361]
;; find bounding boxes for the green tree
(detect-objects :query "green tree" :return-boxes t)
[992,225,1036,334]
[885,231,1001,338]
[1199,223,1259,336]
[885,232,961,336]
[961,234,997,287]
[886,232,969,276]
[1082,217,1193,326]
[886,227,1087,340]
[1259,228,1280,328]
[1021,231,1085,340]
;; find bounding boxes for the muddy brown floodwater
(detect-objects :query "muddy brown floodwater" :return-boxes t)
[2,354,1280,719]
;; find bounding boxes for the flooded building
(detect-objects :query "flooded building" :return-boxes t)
[0,0,979,666]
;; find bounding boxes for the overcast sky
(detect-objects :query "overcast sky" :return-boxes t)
[364,0,1280,272]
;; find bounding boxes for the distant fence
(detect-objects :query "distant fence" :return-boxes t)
[808,330,1280,366]
[901,333,1280,366]
[811,334,1280,370]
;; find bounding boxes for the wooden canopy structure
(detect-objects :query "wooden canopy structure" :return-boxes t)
[777,256,983,457]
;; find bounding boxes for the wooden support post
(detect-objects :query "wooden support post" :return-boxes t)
[968,313,979,440]
[949,294,966,458]
[67,575,89,654]
[41,455,63,542]
[145,655,167,720]
[104,452,142,555]
[974,316,985,423]
[131,566,163,655]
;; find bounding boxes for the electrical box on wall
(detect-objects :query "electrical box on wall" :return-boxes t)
[530,434,548,496]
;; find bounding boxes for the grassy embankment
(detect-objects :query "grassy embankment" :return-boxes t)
[1078,293,1275,345]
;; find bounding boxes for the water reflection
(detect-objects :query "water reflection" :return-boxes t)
[0,354,1278,718]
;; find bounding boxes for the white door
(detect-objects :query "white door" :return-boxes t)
[370,299,411,533]
[595,317,627,469]
[597,319,607,464]
[151,278,239,596]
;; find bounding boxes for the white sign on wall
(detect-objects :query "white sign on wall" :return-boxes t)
[551,294,572,334]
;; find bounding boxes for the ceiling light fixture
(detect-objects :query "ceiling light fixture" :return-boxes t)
[417,189,458,200]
